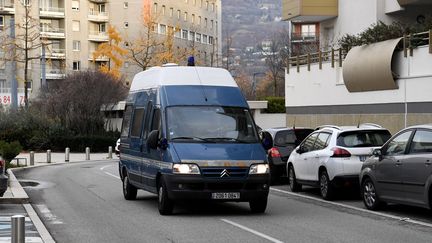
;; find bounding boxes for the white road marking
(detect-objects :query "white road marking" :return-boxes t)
[270,187,432,228]
[35,204,63,225]
[100,164,121,180]
[220,218,284,243]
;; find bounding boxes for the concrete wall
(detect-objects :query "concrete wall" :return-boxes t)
[254,113,287,129]
[285,45,432,134]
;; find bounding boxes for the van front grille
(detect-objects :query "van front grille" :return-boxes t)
[201,167,249,179]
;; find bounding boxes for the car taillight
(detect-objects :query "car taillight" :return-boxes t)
[269,147,281,158]
[0,160,4,167]
[331,147,351,157]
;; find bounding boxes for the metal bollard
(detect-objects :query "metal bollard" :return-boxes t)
[11,215,25,243]
[65,147,70,162]
[108,146,113,159]
[29,151,34,166]
[85,147,90,160]
[47,150,51,164]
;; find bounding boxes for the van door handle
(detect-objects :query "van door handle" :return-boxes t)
[395,160,402,166]
[425,160,432,166]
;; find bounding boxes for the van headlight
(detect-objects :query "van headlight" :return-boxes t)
[173,164,200,175]
[249,164,269,174]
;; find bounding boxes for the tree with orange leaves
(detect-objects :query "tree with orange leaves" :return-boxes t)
[92,26,127,79]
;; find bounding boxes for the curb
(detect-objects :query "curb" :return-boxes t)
[0,169,29,204]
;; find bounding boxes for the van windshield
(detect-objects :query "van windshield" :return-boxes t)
[167,106,259,143]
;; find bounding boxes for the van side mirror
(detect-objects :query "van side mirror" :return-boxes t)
[147,130,159,149]
[296,147,303,154]
[261,131,273,150]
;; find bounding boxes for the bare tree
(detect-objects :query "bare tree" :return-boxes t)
[0,1,48,108]
[34,71,127,135]
[234,70,254,100]
[260,29,290,97]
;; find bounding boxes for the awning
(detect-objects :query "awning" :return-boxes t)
[343,38,402,92]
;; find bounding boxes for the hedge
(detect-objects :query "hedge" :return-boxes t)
[264,97,285,113]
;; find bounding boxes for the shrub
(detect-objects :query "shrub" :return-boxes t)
[0,141,23,168]
[264,97,285,113]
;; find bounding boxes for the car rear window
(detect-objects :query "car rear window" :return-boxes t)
[337,130,391,148]
[274,129,313,146]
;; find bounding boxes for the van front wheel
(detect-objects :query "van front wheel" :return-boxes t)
[249,197,268,213]
[158,177,174,215]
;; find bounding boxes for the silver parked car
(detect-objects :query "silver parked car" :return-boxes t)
[360,124,432,210]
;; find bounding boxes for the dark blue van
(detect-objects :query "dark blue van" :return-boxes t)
[119,65,272,215]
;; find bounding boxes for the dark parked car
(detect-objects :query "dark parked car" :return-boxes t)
[0,156,7,197]
[265,127,314,183]
[360,124,432,210]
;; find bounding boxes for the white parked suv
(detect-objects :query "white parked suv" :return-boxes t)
[287,124,391,200]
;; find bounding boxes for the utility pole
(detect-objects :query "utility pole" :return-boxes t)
[9,18,18,109]
[41,43,46,88]
[24,4,29,108]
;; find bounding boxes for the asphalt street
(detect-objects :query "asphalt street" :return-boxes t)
[14,160,432,243]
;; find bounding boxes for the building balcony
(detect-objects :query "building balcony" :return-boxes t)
[40,27,66,39]
[45,69,66,79]
[88,0,107,3]
[397,0,431,5]
[88,10,109,22]
[39,6,65,19]
[291,32,319,42]
[88,31,109,42]
[282,0,338,22]
[89,54,109,62]
[0,2,15,15]
[43,48,66,59]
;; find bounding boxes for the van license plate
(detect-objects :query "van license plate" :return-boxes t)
[359,156,368,162]
[211,192,240,200]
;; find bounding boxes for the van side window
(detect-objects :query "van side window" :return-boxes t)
[151,109,161,131]
[121,105,133,137]
[130,108,146,137]
[142,102,153,139]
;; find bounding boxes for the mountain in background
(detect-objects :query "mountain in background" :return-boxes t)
[222,0,288,50]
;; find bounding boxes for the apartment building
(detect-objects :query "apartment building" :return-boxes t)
[282,0,432,133]
[0,0,222,105]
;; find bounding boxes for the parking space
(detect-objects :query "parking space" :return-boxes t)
[0,204,42,243]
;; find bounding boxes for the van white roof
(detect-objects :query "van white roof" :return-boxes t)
[130,66,238,92]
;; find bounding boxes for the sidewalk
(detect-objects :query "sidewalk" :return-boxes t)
[1,152,117,242]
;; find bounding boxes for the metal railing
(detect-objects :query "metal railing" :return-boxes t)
[88,9,108,16]
[287,29,432,73]
[291,32,319,42]
[39,6,65,13]
[40,27,65,34]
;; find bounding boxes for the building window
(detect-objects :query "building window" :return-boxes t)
[99,23,106,32]
[209,36,214,45]
[203,34,208,44]
[124,62,129,68]
[200,0,203,7]
[72,21,80,31]
[169,7,173,17]
[162,5,165,15]
[72,0,79,11]
[206,1,209,10]
[73,61,80,71]
[196,33,201,43]
[301,24,316,37]
[73,40,80,51]
[124,2,128,8]
[23,0,31,6]
[194,0,196,5]
[198,16,201,25]
[177,10,180,19]
[205,18,207,27]
[211,20,214,29]
[191,14,195,24]
[182,29,188,39]
[184,12,187,21]
[0,16,4,27]
[159,24,166,35]
[189,31,195,41]
[153,3,157,13]
[211,3,215,11]
[124,22,129,28]
[174,28,181,38]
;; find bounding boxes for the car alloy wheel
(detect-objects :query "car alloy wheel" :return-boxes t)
[361,178,383,210]
[319,170,334,200]
[320,174,328,196]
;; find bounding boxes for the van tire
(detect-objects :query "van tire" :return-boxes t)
[158,177,174,215]
[122,174,137,200]
[249,197,268,213]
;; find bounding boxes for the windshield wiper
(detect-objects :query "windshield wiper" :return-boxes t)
[203,137,249,143]
[170,136,215,142]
